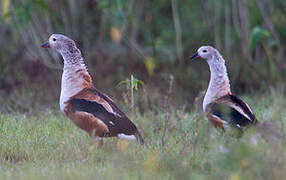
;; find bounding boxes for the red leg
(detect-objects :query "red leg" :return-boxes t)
[99,137,104,147]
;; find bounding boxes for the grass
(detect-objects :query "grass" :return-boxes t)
[0,93,286,180]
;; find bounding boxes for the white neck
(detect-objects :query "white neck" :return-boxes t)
[203,55,231,112]
[59,52,90,112]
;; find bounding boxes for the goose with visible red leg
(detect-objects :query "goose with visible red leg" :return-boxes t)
[41,34,144,145]
[190,46,258,130]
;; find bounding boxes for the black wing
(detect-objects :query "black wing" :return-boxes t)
[88,88,127,117]
[210,95,258,128]
[70,98,139,136]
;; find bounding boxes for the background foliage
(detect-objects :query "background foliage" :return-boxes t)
[0,1,286,179]
[0,0,286,112]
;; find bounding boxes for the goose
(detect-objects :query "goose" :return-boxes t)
[190,46,258,130]
[42,34,144,145]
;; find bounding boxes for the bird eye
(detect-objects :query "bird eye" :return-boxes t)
[203,50,207,53]
[52,38,57,42]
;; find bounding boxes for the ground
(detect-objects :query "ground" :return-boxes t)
[0,92,286,180]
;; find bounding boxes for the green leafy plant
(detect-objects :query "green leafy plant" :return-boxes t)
[118,74,144,111]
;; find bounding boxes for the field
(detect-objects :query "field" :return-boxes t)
[1,0,286,179]
[1,91,286,180]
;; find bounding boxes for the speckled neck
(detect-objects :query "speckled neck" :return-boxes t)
[59,49,91,112]
[61,48,86,69]
[203,52,231,112]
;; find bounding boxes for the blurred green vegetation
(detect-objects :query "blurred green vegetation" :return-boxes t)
[0,0,286,111]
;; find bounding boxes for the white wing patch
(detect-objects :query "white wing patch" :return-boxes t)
[232,104,251,120]
[223,101,251,121]
[117,133,136,141]
[244,103,253,114]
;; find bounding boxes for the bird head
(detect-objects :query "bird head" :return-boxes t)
[41,34,77,55]
[190,46,217,61]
